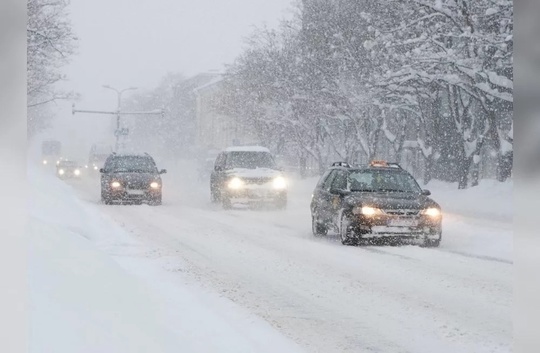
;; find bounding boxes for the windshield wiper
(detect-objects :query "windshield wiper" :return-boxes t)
[376,189,409,193]
[350,189,375,192]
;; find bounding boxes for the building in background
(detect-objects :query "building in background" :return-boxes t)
[193,74,259,153]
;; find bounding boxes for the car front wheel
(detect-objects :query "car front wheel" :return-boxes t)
[421,232,441,248]
[210,187,220,203]
[340,213,357,245]
[312,213,327,236]
[221,194,232,209]
[149,194,162,206]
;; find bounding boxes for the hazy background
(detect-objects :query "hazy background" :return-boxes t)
[47,0,293,157]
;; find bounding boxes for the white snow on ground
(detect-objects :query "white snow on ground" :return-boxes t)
[425,179,513,262]
[31,159,513,353]
[28,164,304,353]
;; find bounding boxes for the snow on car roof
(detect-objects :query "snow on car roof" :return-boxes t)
[224,146,270,153]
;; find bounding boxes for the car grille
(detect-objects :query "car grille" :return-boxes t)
[126,180,148,189]
[383,209,420,216]
[243,177,273,185]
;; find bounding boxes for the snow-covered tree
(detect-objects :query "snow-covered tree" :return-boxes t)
[27,0,77,134]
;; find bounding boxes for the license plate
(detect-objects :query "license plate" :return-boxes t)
[127,189,145,195]
[388,219,418,227]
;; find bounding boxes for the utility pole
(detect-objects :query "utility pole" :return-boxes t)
[72,85,164,152]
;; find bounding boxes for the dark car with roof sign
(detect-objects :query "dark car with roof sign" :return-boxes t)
[310,161,442,247]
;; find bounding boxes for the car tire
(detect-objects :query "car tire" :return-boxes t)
[149,194,162,206]
[421,233,441,248]
[312,214,327,236]
[340,213,357,245]
[210,187,219,203]
[222,195,232,210]
[101,191,112,205]
[275,197,287,210]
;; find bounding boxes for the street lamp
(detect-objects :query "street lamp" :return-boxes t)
[102,85,138,151]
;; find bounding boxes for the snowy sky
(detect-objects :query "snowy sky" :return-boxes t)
[51,0,293,154]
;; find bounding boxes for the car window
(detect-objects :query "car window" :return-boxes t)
[215,153,225,169]
[331,171,348,190]
[224,151,276,169]
[105,156,157,173]
[348,170,422,193]
[321,170,337,191]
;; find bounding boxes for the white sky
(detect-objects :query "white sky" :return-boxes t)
[51,0,294,156]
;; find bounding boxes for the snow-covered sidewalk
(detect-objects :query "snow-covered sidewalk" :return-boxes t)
[28,166,303,353]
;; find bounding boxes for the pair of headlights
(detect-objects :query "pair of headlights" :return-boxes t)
[352,206,441,218]
[111,181,160,189]
[58,169,81,176]
[227,176,287,190]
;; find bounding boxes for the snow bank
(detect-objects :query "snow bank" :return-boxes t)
[426,179,513,222]
[28,165,303,353]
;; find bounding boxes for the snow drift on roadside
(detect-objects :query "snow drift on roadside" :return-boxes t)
[28,165,304,353]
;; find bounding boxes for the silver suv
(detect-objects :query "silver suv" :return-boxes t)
[210,146,287,209]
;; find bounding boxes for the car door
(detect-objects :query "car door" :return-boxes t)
[210,152,226,192]
[328,170,349,227]
[315,170,339,224]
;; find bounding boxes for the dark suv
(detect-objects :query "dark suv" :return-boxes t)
[100,153,166,205]
[310,161,442,247]
[210,146,287,209]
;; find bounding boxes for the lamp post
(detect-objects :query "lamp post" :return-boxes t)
[102,85,138,151]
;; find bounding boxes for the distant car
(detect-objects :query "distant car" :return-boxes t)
[310,161,442,247]
[41,139,61,166]
[99,153,166,205]
[56,160,82,179]
[210,146,287,209]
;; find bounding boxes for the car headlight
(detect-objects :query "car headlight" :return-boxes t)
[93,165,98,170]
[228,177,244,189]
[42,160,47,165]
[421,207,441,218]
[272,176,287,189]
[74,169,81,176]
[150,181,160,189]
[58,169,65,175]
[353,206,383,216]
[111,181,121,188]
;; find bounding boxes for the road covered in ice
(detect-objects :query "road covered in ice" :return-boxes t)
[61,161,512,353]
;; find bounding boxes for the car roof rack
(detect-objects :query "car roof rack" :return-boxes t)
[332,161,352,168]
[369,160,402,169]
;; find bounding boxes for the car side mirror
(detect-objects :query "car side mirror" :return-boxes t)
[422,189,431,196]
[159,169,167,174]
[99,168,105,173]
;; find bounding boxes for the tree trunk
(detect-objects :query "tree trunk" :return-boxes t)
[423,156,433,185]
[457,156,473,189]
[497,151,513,182]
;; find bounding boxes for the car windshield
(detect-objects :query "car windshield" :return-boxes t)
[225,151,276,169]
[348,170,422,193]
[106,156,157,173]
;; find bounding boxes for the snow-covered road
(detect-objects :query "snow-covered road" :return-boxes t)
[66,164,512,353]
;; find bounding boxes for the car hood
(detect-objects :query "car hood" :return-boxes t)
[226,168,282,179]
[345,192,439,210]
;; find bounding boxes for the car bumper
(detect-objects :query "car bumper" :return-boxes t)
[104,188,161,202]
[224,187,287,203]
[350,215,441,240]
